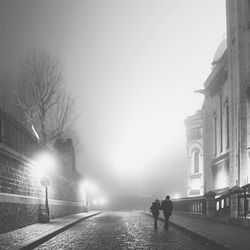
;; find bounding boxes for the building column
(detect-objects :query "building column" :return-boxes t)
[204,191,216,218]
[229,185,243,223]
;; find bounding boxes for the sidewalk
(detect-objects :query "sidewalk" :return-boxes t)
[145,211,250,250]
[0,211,101,250]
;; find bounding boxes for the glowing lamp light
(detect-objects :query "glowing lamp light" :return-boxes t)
[34,151,56,223]
[81,180,97,193]
[99,197,107,205]
[172,193,181,199]
[92,197,107,206]
[80,180,89,190]
[35,152,56,171]
[90,183,97,193]
[34,152,56,179]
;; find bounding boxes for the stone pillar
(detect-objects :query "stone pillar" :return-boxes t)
[229,185,243,223]
[204,191,216,218]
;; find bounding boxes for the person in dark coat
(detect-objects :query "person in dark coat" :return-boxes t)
[161,195,173,231]
[150,199,161,229]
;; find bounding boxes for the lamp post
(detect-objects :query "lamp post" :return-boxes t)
[81,180,97,211]
[85,187,89,210]
[39,176,50,222]
[36,152,55,223]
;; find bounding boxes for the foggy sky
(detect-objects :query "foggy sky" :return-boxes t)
[0,0,226,199]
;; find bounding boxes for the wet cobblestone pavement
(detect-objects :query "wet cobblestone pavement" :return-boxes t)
[35,211,213,250]
[0,220,61,249]
[0,212,99,250]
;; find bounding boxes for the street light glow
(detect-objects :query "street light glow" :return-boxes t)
[81,180,97,193]
[99,197,107,205]
[35,152,56,172]
[33,152,57,179]
[173,193,181,199]
[92,197,107,206]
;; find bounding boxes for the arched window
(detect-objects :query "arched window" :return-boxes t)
[226,104,229,149]
[220,94,223,152]
[213,113,217,156]
[0,119,2,142]
[191,148,200,174]
[194,151,200,173]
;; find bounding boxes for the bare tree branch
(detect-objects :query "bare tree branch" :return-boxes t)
[16,49,81,149]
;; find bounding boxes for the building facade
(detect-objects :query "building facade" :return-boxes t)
[202,44,230,195]
[226,0,250,188]
[186,0,250,197]
[185,110,204,197]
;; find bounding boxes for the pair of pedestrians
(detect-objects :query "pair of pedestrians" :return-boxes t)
[150,195,173,231]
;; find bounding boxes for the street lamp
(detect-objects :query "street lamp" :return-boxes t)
[81,181,90,208]
[35,152,55,223]
[91,197,107,211]
[40,175,50,222]
[81,180,97,211]
[99,197,107,205]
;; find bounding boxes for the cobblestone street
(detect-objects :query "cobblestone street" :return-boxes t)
[35,211,213,250]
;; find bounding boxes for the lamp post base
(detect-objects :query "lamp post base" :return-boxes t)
[38,207,50,223]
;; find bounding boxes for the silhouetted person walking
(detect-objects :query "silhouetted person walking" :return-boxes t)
[150,199,160,230]
[161,195,173,231]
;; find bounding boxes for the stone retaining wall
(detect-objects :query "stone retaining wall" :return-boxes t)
[0,144,86,234]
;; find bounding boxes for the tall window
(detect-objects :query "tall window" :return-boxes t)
[0,119,1,142]
[226,104,229,148]
[214,114,217,156]
[247,0,250,29]
[220,94,223,152]
[191,148,200,174]
[194,151,200,173]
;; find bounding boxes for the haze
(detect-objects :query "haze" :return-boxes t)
[0,0,226,200]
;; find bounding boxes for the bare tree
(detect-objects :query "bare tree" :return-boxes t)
[47,89,83,153]
[16,50,79,146]
[0,71,23,120]
[0,71,15,111]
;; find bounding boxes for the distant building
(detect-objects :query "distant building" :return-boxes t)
[185,0,250,196]
[185,110,203,197]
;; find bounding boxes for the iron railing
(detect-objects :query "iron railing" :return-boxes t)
[238,184,250,218]
[173,196,207,215]
[0,108,43,158]
[215,193,230,216]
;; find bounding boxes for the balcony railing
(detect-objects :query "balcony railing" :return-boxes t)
[238,184,250,219]
[173,196,207,215]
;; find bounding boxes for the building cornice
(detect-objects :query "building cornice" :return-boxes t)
[204,51,228,98]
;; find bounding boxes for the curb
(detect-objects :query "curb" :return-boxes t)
[11,211,102,250]
[143,212,230,250]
